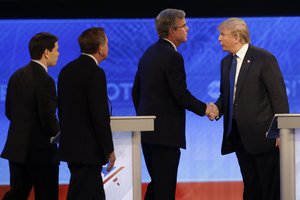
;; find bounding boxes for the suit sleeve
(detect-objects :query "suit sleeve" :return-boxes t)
[132,69,140,113]
[166,53,207,116]
[86,68,114,157]
[36,77,60,137]
[261,53,289,113]
[5,77,13,120]
[215,59,225,118]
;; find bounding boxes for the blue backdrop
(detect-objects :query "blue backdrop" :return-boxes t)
[0,17,299,184]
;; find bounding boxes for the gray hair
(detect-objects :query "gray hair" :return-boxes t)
[78,27,107,54]
[155,8,186,38]
[218,18,250,44]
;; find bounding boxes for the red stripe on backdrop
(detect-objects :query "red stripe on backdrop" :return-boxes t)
[142,182,243,200]
[0,181,243,199]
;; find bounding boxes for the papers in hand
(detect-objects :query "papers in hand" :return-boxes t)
[50,131,60,144]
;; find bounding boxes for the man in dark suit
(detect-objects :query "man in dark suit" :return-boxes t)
[57,27,116,200]
[213,18,289,200]
[132,9,213,200]
[1,32,60,200]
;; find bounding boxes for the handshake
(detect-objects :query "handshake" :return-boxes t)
[205,102,219,121]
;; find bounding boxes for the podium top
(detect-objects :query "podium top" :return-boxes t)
[111,116,156,120]
[266,113,300,138]
[110,116,156,132]
[272,113,300,117]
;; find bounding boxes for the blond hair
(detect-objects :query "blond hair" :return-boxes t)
[218,18,250,44]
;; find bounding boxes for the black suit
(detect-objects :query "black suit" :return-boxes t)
[132,39,206,200]
[216,44,289,200]
[58,55,114,200]
[1,61,60,200]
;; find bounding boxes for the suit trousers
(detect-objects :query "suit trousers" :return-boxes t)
[67,163,105,200]
[230,120,280,200]
[142,143,180,200]
[3,161,59,200]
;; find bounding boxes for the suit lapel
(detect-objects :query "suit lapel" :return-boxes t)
[235,46,253,99]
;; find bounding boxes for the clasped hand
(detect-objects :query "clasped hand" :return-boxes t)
[205,102,219,121]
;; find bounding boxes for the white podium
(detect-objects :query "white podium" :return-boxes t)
[266,114,300,200]
[108,116,155,200]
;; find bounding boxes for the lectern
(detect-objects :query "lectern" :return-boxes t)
[266,114,300,200]
[107,116,155,200]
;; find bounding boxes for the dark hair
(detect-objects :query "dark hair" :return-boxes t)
[78,27,106,54]
[28,32,58,60]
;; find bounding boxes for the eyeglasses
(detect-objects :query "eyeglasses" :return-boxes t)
[173,23,187,30]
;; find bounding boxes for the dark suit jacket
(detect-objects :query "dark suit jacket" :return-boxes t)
[132,39,207,149]
[216,44,289,155]
[58,55,113,165]
[1,61,60,165]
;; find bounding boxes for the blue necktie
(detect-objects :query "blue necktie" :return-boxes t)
[227,54,238,135]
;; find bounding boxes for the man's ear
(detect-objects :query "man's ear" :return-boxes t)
[44,49,50,59]
[169,27,175,36]
[234,35,240,44]
[98,45,103,55]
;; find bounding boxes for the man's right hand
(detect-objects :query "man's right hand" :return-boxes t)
[106,151,116,172]
[205,102,219,121]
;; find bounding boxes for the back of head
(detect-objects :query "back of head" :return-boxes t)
[29,32,58,60]
[78,27,106,54]
[218,18,250,44]
[155,8,185,39]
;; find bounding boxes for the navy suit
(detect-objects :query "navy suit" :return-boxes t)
[216,44,289,200]
[132,39,206,199]
[1,61,60,200]
[58,55,114,200]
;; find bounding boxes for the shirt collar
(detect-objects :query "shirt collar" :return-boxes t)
[163,38,177,51]
[31,60,48,72]
[235,43,249,60]
[81,53,98,65]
